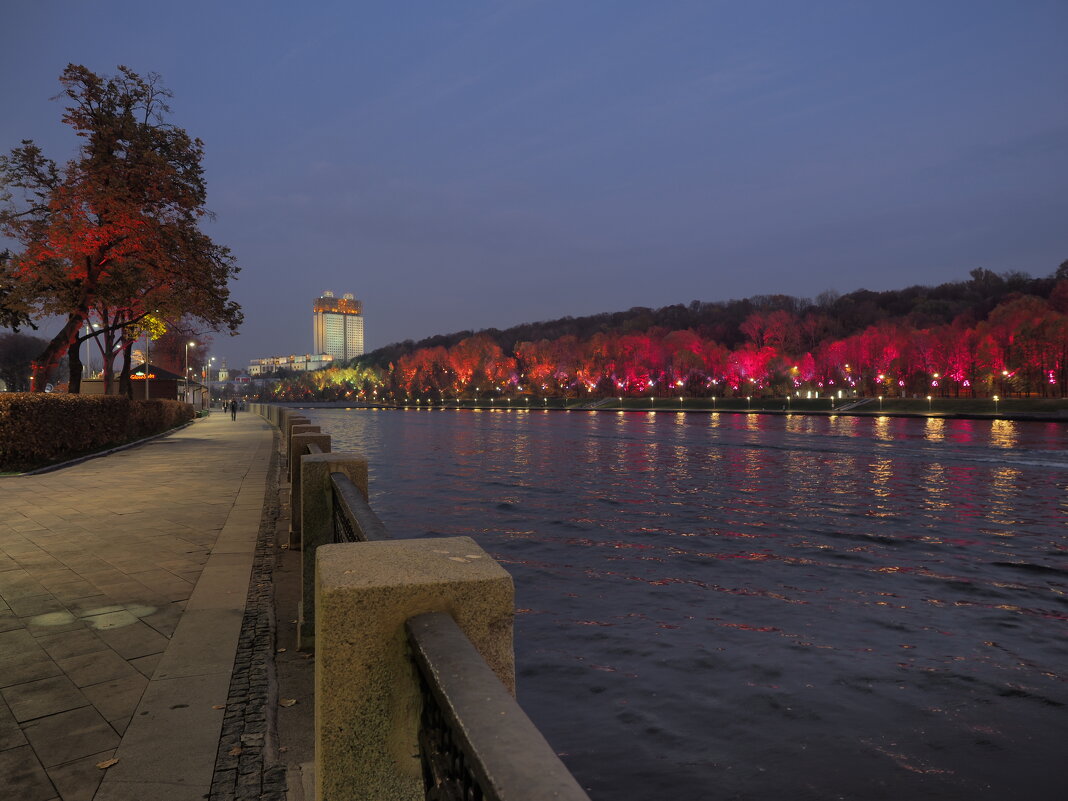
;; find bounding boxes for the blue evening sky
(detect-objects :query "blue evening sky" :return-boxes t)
[2,1,1066,369]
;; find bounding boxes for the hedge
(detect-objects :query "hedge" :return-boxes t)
[0,393,194,472]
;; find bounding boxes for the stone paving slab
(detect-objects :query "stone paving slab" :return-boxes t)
[0,411,274,801]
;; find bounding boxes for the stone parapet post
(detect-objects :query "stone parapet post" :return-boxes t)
[289,429,327,485]
[289,433,331,548]
[288,424,322,546]
[297,453,369,650]
[282,413,310,477]
[288,424,320,476]
[277,408,300,438]
[284,414,310,451]
[315,537,514,801]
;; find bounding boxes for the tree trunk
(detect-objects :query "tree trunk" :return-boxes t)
[32,315,84,391]
[68,337,83,394]
[119,341,134,399]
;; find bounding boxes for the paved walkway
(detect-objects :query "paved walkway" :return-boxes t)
[0,411,274,801]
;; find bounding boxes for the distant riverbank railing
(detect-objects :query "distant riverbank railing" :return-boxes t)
[247,402,591,801]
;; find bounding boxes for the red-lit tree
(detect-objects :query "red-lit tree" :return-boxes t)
[0,64,241,392]
[663,329,705,390]
[514,339,556,391]
[447,335,508,394]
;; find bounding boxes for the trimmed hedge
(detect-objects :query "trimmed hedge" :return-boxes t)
[0,393,194,472]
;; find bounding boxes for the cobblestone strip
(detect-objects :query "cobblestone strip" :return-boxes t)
[209,433,288,801]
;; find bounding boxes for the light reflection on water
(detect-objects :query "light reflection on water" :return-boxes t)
[990,419,1019,449]
[304,408,1067,801]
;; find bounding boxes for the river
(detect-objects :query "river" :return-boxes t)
[301,407,1067,801]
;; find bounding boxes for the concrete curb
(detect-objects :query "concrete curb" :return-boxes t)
[208,430,288,801]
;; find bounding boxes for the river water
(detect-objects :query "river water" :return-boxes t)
[301,408,1067,801]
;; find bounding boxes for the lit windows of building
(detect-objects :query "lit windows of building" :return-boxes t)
[313,291,364,362]
[247,353,334,376]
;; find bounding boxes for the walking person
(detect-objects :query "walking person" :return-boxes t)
[230,399,237,421]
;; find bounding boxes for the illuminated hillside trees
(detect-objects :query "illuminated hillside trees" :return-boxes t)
[0,64,242,392]
[270,284,1068,404]
[315,267,1064,403]
[318,288,1066,403]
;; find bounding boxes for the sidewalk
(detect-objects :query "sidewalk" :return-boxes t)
[0,410,279,801]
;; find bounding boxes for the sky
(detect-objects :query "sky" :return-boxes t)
[2,1,1066,370]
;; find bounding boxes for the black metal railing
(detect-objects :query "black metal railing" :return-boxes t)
[406,612,591,801]
[330,471,391,543]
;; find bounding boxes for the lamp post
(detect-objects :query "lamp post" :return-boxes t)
[185,341,195,404]
[143,331,152,400]
[993,394,1000,415]
[927,395,933,412]
[82,322,101,378]
[83,322,92,378]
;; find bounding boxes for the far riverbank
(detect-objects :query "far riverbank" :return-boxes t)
[279,396,1067,423]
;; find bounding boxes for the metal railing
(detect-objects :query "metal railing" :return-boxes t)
[330,471,391,543]
[407,612,591,801]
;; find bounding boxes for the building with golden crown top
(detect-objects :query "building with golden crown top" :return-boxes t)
[313,291,365,362]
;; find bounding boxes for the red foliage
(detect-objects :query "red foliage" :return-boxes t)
[387,295,1067,399]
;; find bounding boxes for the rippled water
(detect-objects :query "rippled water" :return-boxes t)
[302,408,1068,801]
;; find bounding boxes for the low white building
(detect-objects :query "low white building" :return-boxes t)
[248,353,334,376]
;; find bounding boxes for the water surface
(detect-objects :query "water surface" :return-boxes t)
[304,408,1067,800]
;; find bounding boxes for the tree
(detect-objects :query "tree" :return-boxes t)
[0,250,34,331]
[0,332,50,391]
[0,64,242,392]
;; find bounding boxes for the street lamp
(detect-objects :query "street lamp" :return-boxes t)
[993,394,1000,415]
[185,341,195,404]
[927,395,933,412]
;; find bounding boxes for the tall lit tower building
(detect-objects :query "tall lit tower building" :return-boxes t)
[313,291,365,362]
